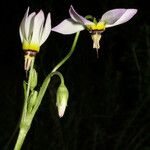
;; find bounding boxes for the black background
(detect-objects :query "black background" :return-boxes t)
[0,0,149,150]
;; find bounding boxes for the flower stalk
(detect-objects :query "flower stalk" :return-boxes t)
[51,32,80,72]
[13,31,80,150]
[11,4,137,150]
[14,57,35,150]
[31,32,80,117]
[14,128,29,150]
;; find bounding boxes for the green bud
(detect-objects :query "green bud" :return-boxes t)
[28,90,38,113]
[56,83,69,117]
[30,68,37,90]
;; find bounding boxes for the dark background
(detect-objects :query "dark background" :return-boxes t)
[0,0,149,150]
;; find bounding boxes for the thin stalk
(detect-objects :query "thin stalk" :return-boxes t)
[13,32,80,150]
[51,71,64,84]
[13,57,35,150]
[51,32,80,73]
[31,32,80,117]
[21,57,35,122]
[13,128,29,150]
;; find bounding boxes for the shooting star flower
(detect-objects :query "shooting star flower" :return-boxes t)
[19,7,51,71]
[52,5,137,57]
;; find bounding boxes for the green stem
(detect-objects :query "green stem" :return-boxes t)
[32,32,80,117]
[51,32,80,73]
[13,32,80,150]
[13,57,35,150]
[14,114,32,150]
[21,57,35,122]
[13,128,29,150]
[51,71,64,84]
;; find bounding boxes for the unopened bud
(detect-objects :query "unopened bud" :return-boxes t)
[56,83,69,118]
[28,90,38,113]
[30,68,37,91]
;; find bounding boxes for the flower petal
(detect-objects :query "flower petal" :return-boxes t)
[40,13,51,45]
[69,5,94,25]
[30,10,44,44]
[25,12,36,41]
[52,18,85,34]
[19,7,30,43]
[100,9,137,28]
[19,24,24,43]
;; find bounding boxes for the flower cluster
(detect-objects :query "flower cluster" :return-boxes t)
[19,5,137,117]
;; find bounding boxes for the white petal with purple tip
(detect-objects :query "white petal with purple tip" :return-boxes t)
[106,9,137,27]
[100,8,137,28]
[100,9,127,24]
[69,5,94,25]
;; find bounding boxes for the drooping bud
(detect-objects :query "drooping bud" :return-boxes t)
[30,68,38,91]
[56,83,69,118]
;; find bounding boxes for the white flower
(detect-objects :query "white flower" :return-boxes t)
[19,7,51,52]
[52,5,137,56]
[19,7,51,71]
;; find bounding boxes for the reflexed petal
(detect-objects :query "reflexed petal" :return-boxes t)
[40,13,51,45]
[52,18,85,34]
[25,12,36,41]
[108,9,137,27]
[19,7,30,42]
[100,9,137,28]
[30,10,44,44]
[69,5,94,25]
[100,9,127,24]
[19,26,24,43]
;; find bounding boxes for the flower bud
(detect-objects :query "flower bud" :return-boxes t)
[28,90,38,113]
[56,83,69,118]
[30,68,38,91]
